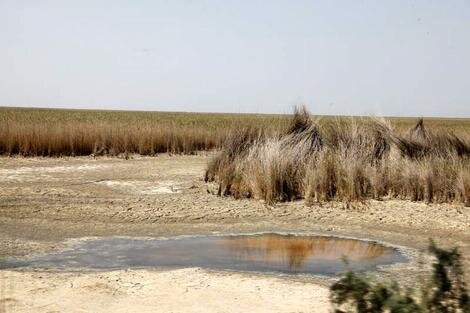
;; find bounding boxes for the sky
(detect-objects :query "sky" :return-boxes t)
[0,1,469,117]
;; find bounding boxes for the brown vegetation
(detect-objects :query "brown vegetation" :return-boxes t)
[0,107,285,156]
[205,106,470,205]
[2,107,467,157]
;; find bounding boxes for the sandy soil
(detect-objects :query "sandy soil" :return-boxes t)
[0,269,329,313]
[1,154,469,312]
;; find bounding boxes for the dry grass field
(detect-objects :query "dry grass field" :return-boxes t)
[1,106,469,157]
[0,107,288,156]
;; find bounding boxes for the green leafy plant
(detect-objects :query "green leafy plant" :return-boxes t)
[330,241,470,313]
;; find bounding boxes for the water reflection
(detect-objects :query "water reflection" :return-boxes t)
[223,234,391,270]
[0,234,406,276]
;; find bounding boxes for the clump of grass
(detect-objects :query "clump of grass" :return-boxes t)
[240,111,322,203]
[392,117,470,159]
[330,241,470,313]
[206,105,470,204]
[204,127,262,197]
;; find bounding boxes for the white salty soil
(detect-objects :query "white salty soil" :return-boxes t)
[1,154,469,313]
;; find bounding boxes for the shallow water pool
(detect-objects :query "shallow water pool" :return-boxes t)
[0,233,408,276]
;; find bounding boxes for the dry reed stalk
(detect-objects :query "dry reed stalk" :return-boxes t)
[206,105,470,205]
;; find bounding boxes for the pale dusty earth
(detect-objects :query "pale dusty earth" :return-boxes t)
[0,154,469,313]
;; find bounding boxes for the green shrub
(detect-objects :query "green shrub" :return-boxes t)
[330,241,469,313]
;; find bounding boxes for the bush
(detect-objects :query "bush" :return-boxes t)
[330,241,470,313]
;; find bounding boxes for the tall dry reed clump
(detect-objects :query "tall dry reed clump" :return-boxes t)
[205,106,470,205]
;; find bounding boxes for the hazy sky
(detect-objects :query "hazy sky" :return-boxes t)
[1,1,469,117]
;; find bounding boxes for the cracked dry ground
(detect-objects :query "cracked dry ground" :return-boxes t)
[0,154,469,312]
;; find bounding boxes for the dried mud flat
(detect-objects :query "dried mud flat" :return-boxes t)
[0,154,469,313]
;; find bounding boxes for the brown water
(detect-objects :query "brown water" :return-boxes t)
[0,233,408,276]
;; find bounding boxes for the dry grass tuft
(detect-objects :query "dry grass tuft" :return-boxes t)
[206,105,470,204]
[392,118,470,159]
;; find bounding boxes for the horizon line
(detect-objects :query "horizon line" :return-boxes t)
[1,105,469,120]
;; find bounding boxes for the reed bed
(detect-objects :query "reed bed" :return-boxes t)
[206,106,470,205]
[0,107,287,156]
[0,121,223,156]
[1,106,468,163]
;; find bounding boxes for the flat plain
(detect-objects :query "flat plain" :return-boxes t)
[0,108,469,312]
[0,154,469,312]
